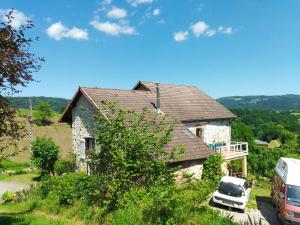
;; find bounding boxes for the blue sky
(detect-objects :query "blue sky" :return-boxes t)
[1,0,300,99]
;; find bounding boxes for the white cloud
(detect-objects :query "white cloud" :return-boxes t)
[107,7,127,19]
[191,21,209,37]
[46,22,88,40]
[127,0,153,7]
[153,9,160,16]
[206,29,216,37]
[218,26,233,34]
[90,20,137,36]
[174,31,188,42]
[0,9,29,29]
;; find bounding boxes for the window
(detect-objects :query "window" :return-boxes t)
[84,138,95,156]
[196,126,203,140]
[218,181,243,197]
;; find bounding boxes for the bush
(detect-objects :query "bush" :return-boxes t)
[143,184,185,225]
[2,191,16,203]
[54,160,74,175]
[37,173,105,205]
[31,137,59,176]
[202,154,224,184]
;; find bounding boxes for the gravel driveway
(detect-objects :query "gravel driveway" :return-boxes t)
[0,181,30,195]
[210,200,280,225]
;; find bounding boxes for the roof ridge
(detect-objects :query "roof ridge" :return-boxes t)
[81,86,148,92]
[140,80,198,88]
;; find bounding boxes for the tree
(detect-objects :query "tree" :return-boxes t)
[31,137,59,176]
[202,154,224,184]
[34,101,53,125]
[89,101,184,206]
[231,120,255,148]
[0,9,44,152]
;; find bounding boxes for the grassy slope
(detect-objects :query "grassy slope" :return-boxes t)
[0,213,70,225]
[3,109,72,162]
[247,179,272,209]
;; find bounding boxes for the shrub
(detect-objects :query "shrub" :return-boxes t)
[54,160,74,175]
[2,191,16,203]
[202,154,224,184]
[31,137,59,176]
[37,173,105,205]
[143,184,185,225]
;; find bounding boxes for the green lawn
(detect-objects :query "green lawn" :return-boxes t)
[17,108,62,123]
[247,179,272,209]
[0,160,39,185]
[0,213,70,225]
[0,173,39,185]
[0,160,30,171]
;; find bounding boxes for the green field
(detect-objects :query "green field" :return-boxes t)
[2,110,72,162]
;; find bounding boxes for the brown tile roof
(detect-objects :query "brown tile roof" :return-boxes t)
[168,123,212,162]
[134,81,236,121]
[60,81,235,161]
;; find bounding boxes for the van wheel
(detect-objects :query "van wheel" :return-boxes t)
[277,211,284,225]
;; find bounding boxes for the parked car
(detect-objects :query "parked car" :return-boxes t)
[272,157,300,225]
[212,176,251,213]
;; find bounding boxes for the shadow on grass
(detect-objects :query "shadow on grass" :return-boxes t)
[0,215,25,225]
[32,176,41,182]
[0,209,35,225]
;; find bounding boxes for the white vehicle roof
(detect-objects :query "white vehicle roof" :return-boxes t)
[275,157,300,186]
[220,176,246,186]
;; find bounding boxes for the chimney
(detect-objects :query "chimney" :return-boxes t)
[156,83,160,113]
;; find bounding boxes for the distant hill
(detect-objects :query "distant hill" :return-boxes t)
[7,96,70,112]
[217,94,300,111]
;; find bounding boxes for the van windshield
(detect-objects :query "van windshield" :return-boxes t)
[218,182,243,197]
[287,185,300,206]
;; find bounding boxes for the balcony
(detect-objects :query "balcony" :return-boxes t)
[209,142,249,160]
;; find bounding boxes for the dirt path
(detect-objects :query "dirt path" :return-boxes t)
[0,181,30,195]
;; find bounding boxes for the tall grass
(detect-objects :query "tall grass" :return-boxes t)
[0,160,30,170]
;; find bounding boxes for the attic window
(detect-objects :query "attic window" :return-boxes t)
[196,126,204,140]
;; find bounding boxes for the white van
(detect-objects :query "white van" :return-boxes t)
[212,176,251,213]
[272,157,300,225]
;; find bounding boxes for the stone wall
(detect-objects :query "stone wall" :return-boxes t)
[174,159,204,183]
[72,95,96,171]
[185,120,231,146]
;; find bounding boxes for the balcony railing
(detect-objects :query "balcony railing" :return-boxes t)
[210,142,248,160]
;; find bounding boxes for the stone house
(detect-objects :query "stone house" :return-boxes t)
[60,81,248,178]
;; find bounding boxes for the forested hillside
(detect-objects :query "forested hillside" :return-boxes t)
[231,108,300,178]
[218,94,300,110]
[7,97,69,112]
